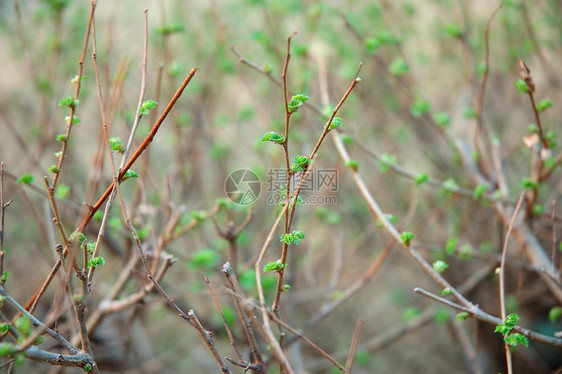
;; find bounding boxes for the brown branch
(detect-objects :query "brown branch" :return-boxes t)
[222,263,266,370]
[0,162,12,277]
[204,271,244,363]
[51,0,98,189]
[414,287,562,348]
[499,193,524,374]
[24,68,197,313]
[474,4,501,160]
[267,312,346,373]
[345,318,364,373]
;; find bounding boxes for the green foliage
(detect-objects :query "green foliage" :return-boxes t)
[376,213,397,228]
[434,308,450,324]
[414,172,429,186]
[495,313,529,347]
[190,249,218,270]
[280,230,305,245]
[122,170,138,181]
[58,96,79,108]
[288,94,309,113]
[0,323,10,334]
[87,257,105,268]
[154,22,184,35]
[432,260,448,273]
[545,131,557,148]
[17,173,34,185]
[14,316,32,338]
[444,23,463,38]
[0,272,9,285]
[56,183,70,199]
[548,307,562,323]
[389,57,409,76]
[433,111,451,127]
[0,343,16,358]
[329,117,343,130]
[515,79,530,93]
[537,99,553,112]
[458,244,474,260]
[56,133,68,142]
[443,178,459,192]
[290,155,310,173]
[139,100,158,115]
[473,184,487,200]
[365,30,400,54]
[410,99,431,118]
[83,364,93,372]
[345,159,359,171]
[378,153,396,172]
[456,312,469,322]
[86,242,96,255]
[446,237,458,255]
[64,115,80,125]
[463,107,477,119]
[401,231,415,246]
[49,165,60,174]
[69,231,86,244]
[109,137,125,153]
[70,75,86,86]
[261,131,286,145]
[520,177,538,190]
[263,259,286,273]
[402,306,420,322]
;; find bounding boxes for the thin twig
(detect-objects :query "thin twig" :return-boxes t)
[414,288,562,347]
[345,318,364,373]
[51,0,98,189]
[0,162,12,277]
[474,4,501,164]
[499,193,524,374]
[222,263,266,370]
[268,312,346,373]
[24,68,197,314]
[204,270,244,363]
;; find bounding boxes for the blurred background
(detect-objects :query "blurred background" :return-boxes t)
[0,0,561,373]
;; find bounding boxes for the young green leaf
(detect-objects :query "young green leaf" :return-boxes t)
[537,99,553,112]
[473,184,487,200]
[17,173,34,185]
[329,117,343,130]
[515,79,530,93]
[290,156,310,173]
[433,111,451,127]
[56,133,68,142]
[401,231,415,246]
[263,259,286,273]
[432,260,449,273]
[261,131,285,144]
[345,159,359,172]
[139,100,158,115]
[378,154,396,172]
[87,257,105,268]
[288,94,309,113]
[280,230,306,245]
[389,57,409,76]
[414,172,429,186]
[456,312,469,322]
[122,170,138,181]
[445,237,458,255]
[410,99,431,118]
